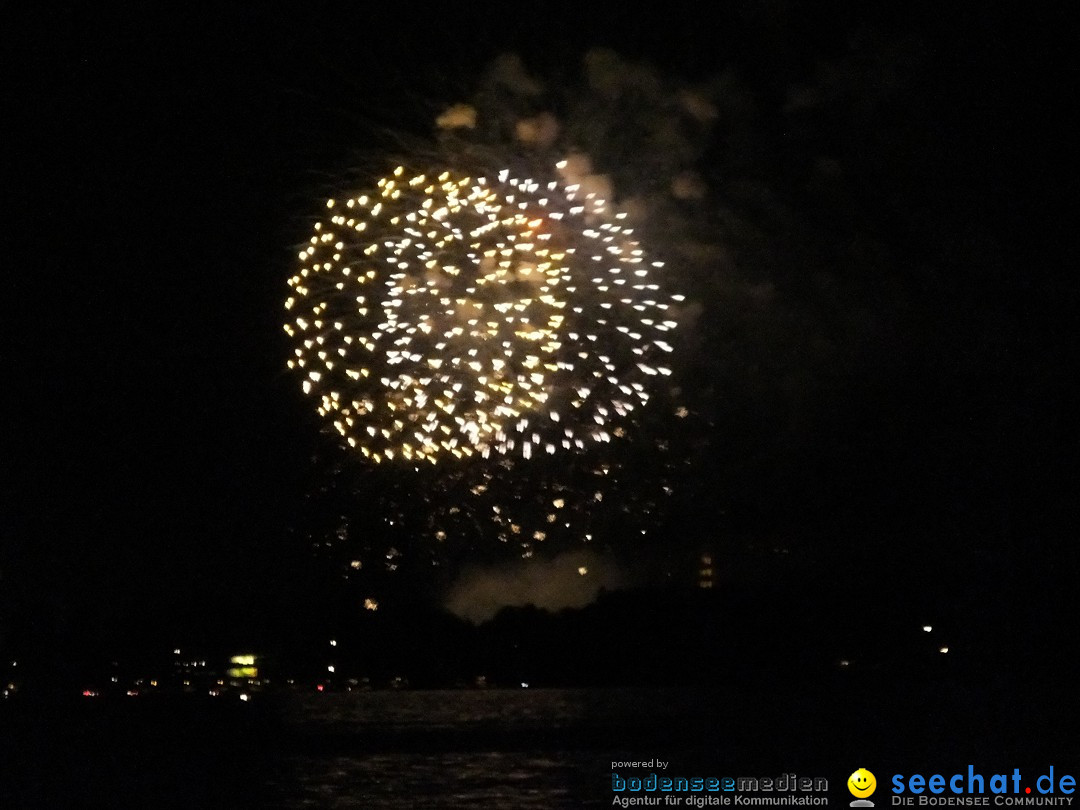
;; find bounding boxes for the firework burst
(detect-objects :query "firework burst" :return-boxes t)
[286,164,680,460]
[287,163,683,560]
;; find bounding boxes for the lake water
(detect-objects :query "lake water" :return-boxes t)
[266,688,727,809]
[1,688,724,808]
[3,682,1075,808]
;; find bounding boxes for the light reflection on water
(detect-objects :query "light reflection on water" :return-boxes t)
[273,750,587,809]
[262,682,1080,808]
[266,688,706,809]
[278,687,701,731]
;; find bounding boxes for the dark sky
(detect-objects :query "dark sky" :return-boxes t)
[1,4,1074,656]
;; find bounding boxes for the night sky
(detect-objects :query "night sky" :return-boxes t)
[1,4,1075,670]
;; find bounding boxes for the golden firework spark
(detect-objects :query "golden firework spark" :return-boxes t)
[286,166,678,466]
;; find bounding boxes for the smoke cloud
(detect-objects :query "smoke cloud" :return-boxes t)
[444,549,630,623]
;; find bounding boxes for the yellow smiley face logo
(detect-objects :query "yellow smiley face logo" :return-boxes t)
[848,768,877,798]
